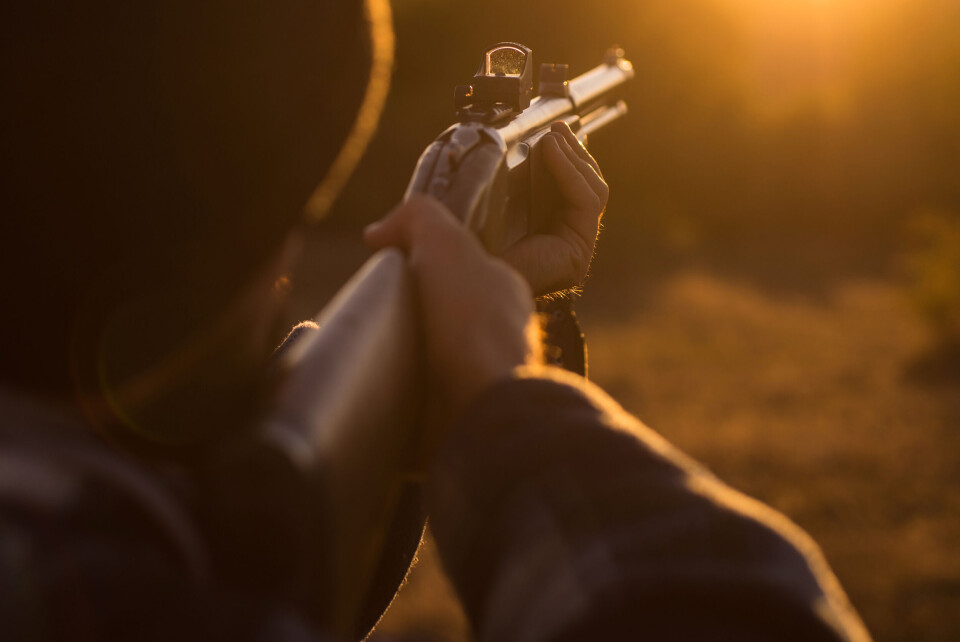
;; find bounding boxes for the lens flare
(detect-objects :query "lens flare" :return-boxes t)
[304,0,396,220]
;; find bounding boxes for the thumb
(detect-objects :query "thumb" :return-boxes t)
[363,194,466,253]
[363,201,412,251]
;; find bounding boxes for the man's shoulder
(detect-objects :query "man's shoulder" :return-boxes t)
[0,387,209,580]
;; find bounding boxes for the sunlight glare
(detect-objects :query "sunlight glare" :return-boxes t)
[717,0,872,124]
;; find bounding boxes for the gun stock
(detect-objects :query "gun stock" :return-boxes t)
[265,44,634,638]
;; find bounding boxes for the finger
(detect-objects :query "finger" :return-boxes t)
[363,201,412,250]
[542,134,606,213]
[363,194,456,251]
[364,195,489,275]
[553,132,608,202]
[551,121,603,177]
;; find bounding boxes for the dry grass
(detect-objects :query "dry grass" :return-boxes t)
[372,271,960,642]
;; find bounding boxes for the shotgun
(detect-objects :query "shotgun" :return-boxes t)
[265,43,634,638]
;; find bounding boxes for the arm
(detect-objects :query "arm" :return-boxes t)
[427,367,871,641]
[366,169,870,640]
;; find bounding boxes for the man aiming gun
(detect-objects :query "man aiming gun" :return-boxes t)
[0,1,870,640]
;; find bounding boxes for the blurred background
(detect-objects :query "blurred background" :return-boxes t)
[287,0,960,640]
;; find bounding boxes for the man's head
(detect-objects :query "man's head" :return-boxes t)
[1,1,392,450]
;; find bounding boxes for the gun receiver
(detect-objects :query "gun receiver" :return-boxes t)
[410,42,634,253]
[265,44,633,639]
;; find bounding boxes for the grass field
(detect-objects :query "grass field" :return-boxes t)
[366,265,960,641]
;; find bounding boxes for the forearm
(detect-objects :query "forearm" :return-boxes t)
[427,366,870,641]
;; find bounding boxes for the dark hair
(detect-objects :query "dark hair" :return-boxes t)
[1,1,375,396]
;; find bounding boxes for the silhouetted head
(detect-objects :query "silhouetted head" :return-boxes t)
[1,1,393,452]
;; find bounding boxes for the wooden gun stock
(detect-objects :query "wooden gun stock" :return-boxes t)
[266,249,424,636]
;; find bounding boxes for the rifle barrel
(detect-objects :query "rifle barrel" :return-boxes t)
[496,58,634,146]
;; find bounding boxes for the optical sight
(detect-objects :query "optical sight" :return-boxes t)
[455,42,534,117]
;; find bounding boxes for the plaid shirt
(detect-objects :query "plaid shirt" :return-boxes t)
[429,366,871,641]
[0,363,870,640]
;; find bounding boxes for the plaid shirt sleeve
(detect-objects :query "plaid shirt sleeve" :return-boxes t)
[427,366,871,642]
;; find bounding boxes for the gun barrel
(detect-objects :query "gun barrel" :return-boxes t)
[577,99,629,143]
[496,57,634,146]
[568,58,635,112]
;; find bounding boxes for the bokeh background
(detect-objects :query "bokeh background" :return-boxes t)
[287,1,960,640]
